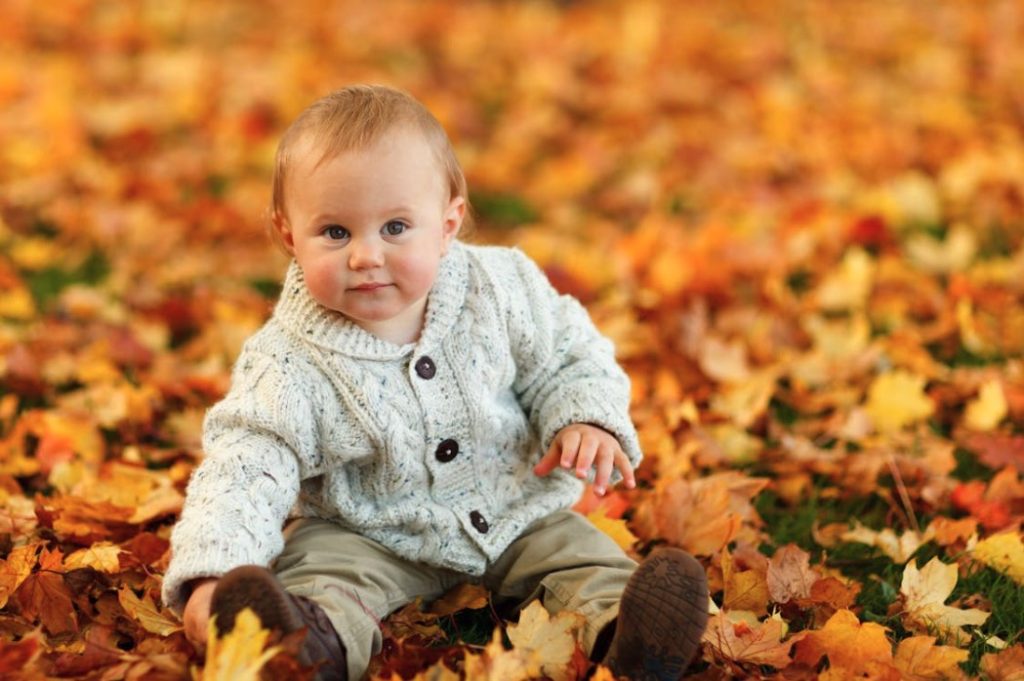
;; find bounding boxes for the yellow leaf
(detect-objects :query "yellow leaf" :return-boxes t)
[0,286,36,320]
[587,507,638,551]
[63,542,122,573]
[865,370,935,432]
[964,379,1008,432]
[0,543,38,609]
[504,601,585,681]
[905,224,977,275]
[841,522,934,564]
[893,636,968,681]
[200,608,281,681]
[972,532,1024,586]
[900,557,989,642]
[118,587,183,637]
[815,247,875,311]
[698,335,750,383]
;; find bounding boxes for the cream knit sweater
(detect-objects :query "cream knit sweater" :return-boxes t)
[161,242,642,614]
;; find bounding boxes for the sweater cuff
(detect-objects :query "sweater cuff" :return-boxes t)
[160,535,278,615]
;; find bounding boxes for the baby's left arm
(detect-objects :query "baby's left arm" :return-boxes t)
[533,423,636,496]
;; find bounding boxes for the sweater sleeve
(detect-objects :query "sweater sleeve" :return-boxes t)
[504,248,642,476]
[160,349,318,614]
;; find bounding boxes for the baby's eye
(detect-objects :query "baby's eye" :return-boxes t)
[382,221,407,236]
[324,225,349,240]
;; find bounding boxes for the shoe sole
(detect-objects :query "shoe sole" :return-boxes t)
[211,565,309,658]
[607,548,709,681]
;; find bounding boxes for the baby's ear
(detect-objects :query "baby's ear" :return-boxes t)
[443,196,466,244]
[270,210,296,254]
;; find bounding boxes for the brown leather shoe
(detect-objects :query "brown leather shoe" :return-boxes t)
[604,548,709,681]
[211,565,348,681]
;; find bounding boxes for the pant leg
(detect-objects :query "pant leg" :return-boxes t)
[484,509,637,656]
[272,518,462,680]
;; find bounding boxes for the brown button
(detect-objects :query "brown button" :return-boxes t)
[435,439,459,462]
[414,356,436,379]
[470,510,489,534]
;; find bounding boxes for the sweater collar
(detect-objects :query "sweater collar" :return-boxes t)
[273,242,469,360]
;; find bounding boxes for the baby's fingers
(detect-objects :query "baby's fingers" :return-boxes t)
[534,442,563,477]
[615,450,637,489]
[593,447,615,496]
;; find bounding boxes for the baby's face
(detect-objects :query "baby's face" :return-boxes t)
[279,127,464,344]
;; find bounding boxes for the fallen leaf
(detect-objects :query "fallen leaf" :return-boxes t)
[865,370,935,433]
[972,532,1024,586]
[893,636,968,681]
[766,544,819,604]
[841,522,934,564]
[0,544,38,609]
[980,644,1024,681]
[792,608,892,672]
[587,506,639,551]
[118,587,183,636]
[722,549,769,615]
[425,583,489,617]
[202,608,282,681]
[702,611,795,669]
[900,557,990,641]
[14,571,78,635]
[505,601,587,681]
[63,542,123,573]
[965,378,1008,432]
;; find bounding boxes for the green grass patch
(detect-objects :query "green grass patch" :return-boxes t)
[470,191,539,229]
[25,249,110,309]
[955,565,1024,673]
[756,489,892,554]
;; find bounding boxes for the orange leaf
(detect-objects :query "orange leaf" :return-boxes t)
[893,636,968,681]
[980,644,1024,681]
[792,609,892,672]
[0,543,38,609]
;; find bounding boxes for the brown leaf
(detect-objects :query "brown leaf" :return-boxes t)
[702,612,795,669]
[14,571,78,635]
[766,544,819,604]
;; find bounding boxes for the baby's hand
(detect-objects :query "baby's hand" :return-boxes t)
[183,578,218,653]
[534,423,636,496]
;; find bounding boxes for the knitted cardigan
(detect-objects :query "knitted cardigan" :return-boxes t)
[161,242,642,614]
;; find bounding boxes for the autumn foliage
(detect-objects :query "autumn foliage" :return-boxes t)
[1,0,1024,679]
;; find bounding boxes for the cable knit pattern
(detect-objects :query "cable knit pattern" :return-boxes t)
[161,242,642,614]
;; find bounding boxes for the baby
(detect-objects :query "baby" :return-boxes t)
[161,85,708,681]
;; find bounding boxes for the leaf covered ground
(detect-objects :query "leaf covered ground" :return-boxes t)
[1,1,1023,679]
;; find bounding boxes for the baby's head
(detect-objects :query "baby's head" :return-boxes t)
[270,85,471,244]
[270,85,470,344]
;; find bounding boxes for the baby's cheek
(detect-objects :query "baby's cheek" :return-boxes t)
[303,265,343,308]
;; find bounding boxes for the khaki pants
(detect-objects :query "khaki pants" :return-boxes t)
[272,510,636,680]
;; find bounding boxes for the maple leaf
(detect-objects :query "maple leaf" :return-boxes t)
[632,472,767,556]
[766,544,819,604]
[900,557,990,642]
[0,543,38,609]
[504,601,587,681]
[200,608,282,681]
[702,611,795,669]
[964,378,1008,431]
[63,542,123,573]
[792,609,892,673]
[586,506,639,551]
[979,644,1024,681]
[118,586,183,636]
[971,531,1024,586]
[961,432,1024,473]
[425,583,489,617]
[893,636,968,681]
[840,521,934,564]
[14,570,78,635]
[865,370,935,432]
[721,548,769,615]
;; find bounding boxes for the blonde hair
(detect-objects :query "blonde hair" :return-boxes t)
[270,85,472,247]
